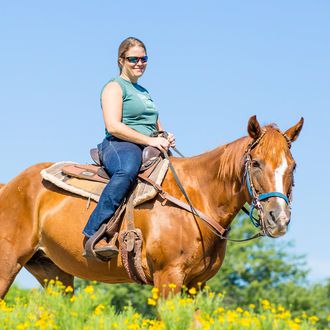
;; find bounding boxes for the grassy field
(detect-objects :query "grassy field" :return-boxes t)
[0,280,328,330]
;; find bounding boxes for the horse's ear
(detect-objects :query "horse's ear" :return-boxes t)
[284,117,304,142]
[248,115,262,139]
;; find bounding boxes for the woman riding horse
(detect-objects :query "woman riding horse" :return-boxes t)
[0,115,303,299]
[82,37,176,258]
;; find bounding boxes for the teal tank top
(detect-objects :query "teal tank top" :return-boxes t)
[102,76,158,138]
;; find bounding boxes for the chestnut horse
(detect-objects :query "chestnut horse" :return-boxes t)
[0,116,303,298]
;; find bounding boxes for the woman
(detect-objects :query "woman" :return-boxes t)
[83,37,175,259]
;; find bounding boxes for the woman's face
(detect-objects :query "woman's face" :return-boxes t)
[119,46,147,81]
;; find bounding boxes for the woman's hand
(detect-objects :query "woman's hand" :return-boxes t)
[167,132,176,148]
[148,136,170,153]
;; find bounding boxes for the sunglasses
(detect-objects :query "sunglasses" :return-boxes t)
[125,56,148,64]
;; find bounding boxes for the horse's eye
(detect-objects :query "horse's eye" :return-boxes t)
[252,160,261,168]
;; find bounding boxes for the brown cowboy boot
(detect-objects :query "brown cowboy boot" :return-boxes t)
[94,238,119,258]
[83,231,119,260]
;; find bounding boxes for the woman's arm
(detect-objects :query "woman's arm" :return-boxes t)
[102,82,170,151]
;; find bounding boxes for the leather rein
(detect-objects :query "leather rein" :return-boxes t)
[141,131,292,242]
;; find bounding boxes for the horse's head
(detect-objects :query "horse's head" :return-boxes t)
[245,115,304,238]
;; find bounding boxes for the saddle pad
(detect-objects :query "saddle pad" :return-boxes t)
[40,159,169,206]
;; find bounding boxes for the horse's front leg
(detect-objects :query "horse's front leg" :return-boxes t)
[153,267,186,298]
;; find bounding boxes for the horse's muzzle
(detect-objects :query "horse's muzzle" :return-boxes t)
[264,203,291,237]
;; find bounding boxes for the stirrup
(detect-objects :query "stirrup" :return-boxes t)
[83,225,118,261]
[94,233,119,258]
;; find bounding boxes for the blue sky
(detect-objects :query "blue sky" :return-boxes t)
[1,1,329,287]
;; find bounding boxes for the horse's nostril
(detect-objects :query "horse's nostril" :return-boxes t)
[269,211,276,222]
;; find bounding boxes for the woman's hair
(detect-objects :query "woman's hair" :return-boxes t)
[118,37,147,73]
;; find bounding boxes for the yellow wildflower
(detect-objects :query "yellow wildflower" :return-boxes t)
[188,287,197,295]
[309,315,319,324]
[0,300,13,312]
[214,307,224,314]
[148,298,157,306]
[168,283,176,289]
[55,279,64,288]
[94,304,105,315]
[84,285,94,294]
[151,287,159,293]
[261,299,270,310]
[294,317,301,324]
[151,287,159,299]
[65,286,74,293]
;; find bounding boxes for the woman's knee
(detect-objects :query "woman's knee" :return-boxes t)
[118,144,143,175]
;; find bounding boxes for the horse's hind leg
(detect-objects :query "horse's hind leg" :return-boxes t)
[25,250,74,289]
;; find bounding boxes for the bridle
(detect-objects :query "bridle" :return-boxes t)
[242,130,293,237]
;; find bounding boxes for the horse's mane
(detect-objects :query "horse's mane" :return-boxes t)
[216,124,288,183]
[216,136,249,183]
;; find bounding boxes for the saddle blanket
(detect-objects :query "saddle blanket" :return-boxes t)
[40,159,169,206]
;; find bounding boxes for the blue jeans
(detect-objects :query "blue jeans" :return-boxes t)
[83,136,143,238]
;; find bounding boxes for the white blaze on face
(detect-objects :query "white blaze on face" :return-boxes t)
[274,154,288,207]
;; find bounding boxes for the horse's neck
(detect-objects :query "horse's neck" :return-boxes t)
[175,136,250,228]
